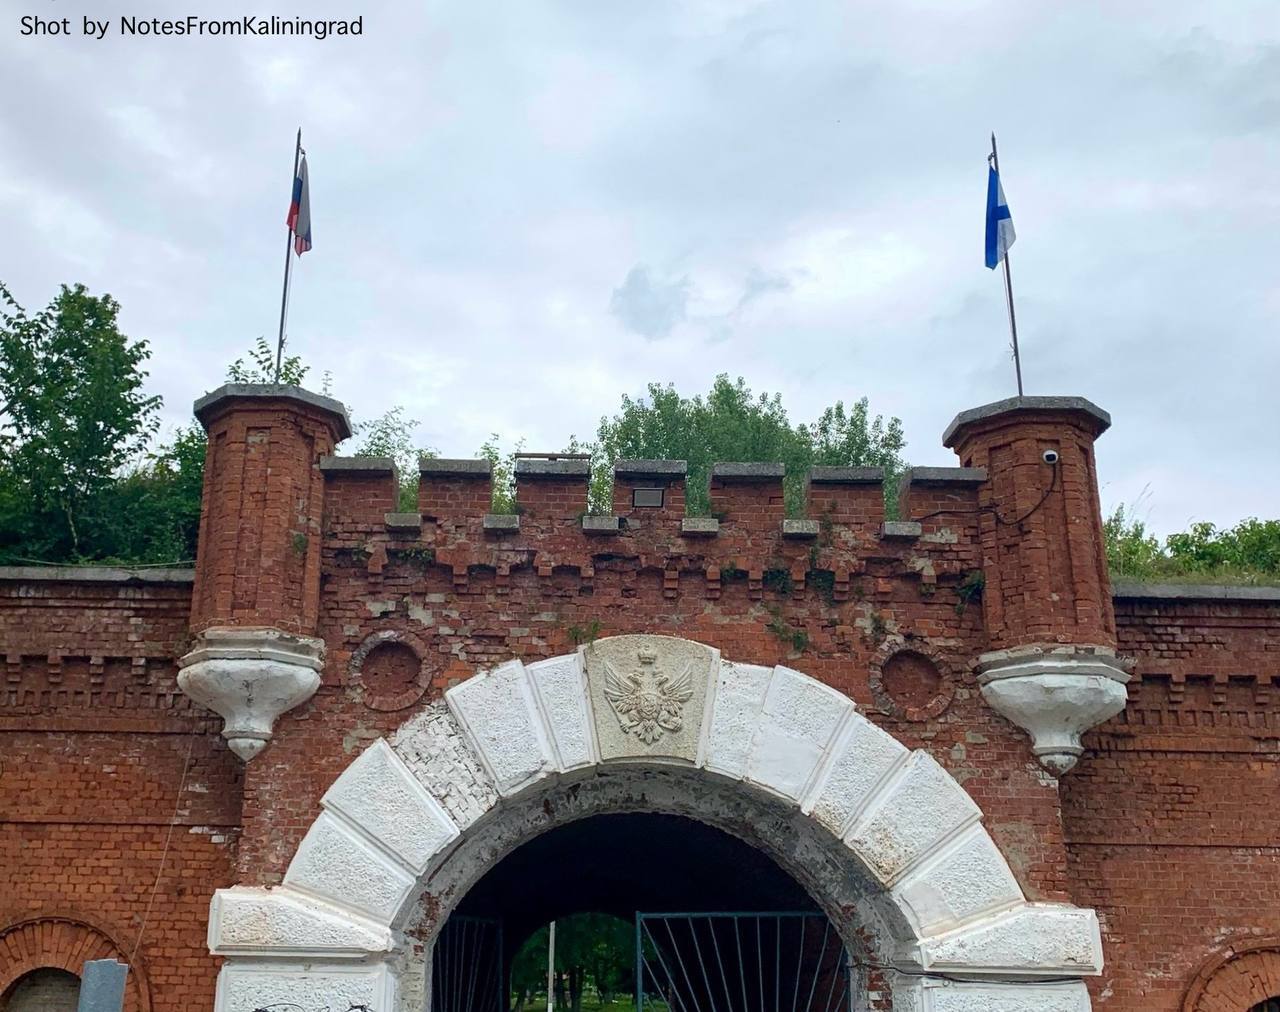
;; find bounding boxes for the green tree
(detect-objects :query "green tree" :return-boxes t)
[0,282,162,562]
[225,335,309,385]
[1104,504,1280,585]
[586,375,906,516]
[509,915,634,1012]
[480,434,525,514]
[354,405,435,511]
[84,424,208,564]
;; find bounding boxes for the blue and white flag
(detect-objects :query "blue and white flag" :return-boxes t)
[985,166,1015,269]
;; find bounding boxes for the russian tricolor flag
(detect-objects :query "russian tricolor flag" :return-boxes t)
[287,153,312,256]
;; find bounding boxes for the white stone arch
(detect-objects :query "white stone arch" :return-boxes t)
[207,635,1104,1012]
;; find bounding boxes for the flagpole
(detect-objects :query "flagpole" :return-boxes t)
[990,132,1024,397]
[275,128,302,383]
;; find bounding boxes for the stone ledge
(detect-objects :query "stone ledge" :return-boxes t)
[614,459,687,478]
[881,521,923,540]
[0,565,195,584]
[514,459,591,478]
[782,519,819,539]
[193,383,353,440]
[681,518,720,536]
[942,395,1111,447]
[808,466,884,484]
[582,516,621,534]
[710,462,785,481]
[384,513,422,531]
[320,455,396,477]
[1112,581,1280,602]
[483,514,520,532]
[419,458,492,477]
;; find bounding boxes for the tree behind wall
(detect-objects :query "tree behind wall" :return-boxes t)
[0,282,161,563]
[586,374,907,516]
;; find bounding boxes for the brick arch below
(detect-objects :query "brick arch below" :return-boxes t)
[0,915,151,1012]
[1184,937,1280,1012]
[206,634,1106,1012]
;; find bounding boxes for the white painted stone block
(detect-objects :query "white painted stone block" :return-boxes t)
[890,975,1092,1012]
[583,635,719,765]
[215,958,396,1012]
[745,666,852,801]
[701,661,773,778]
[447,660,554,795]
[392,703,498,830]
[322,739,459,875]
[527,653,598,771]
[803,713,908,836]
[920,904,1104,976]
[208,886,392,957]
[846,751,981,885]
[893,824,1023,937]
[284,811,416,925]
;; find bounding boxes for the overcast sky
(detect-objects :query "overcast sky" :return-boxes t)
[2,0,1277,534]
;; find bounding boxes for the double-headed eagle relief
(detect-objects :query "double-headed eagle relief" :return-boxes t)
[602,646,694,744]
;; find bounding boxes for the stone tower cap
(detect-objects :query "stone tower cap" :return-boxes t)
[193,383,353,441]
[942,395,1110,449]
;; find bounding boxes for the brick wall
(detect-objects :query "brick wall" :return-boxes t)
[3,392,1279,1012]
[1065,588,1280,1011]
[0,571,238,1012]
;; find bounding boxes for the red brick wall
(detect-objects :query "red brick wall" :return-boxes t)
[1064,591,1280,1011]
[0,573,238,1012]
[230,473,1074,902]
[4,431,1279,1012]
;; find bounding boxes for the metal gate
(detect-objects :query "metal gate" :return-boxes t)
[431,915,504,1012]
[636,912,854,1012]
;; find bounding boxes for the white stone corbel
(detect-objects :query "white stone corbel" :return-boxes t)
[976,645,1132,775]
[178,627,325,761]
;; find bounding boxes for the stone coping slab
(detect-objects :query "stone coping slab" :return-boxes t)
[514,459,591,478]
[194,383,353,440]
[710,462,785,481]
[943,395,1111,447]
[1112,581,1280,602]
[0,565,195,584]
[419,458,492,476]
[614,459,688,478]
[320,455,396,476]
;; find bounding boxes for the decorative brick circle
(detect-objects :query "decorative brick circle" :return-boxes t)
[1183,937,1280,1012]
[869,642,954,721]
[0,915,151,1012]
[349,630,431,711]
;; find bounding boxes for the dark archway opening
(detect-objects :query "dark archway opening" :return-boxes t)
[435,813,850,1012]
[1,968,81,1012]
[1251,1000,1280,1012]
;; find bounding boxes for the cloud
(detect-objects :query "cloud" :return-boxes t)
[0,0,1276,535]
[609,265,691,340]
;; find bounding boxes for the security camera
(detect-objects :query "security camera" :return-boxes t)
[1042,449,1060,465]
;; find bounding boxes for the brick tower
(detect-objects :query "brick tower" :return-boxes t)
[177,383,351,759]
[943,395,1131,773]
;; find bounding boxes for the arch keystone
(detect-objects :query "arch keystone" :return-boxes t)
[581,634,720,765]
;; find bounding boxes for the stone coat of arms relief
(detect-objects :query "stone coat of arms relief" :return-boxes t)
[583,634,717,763]
[602,647,694,744]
